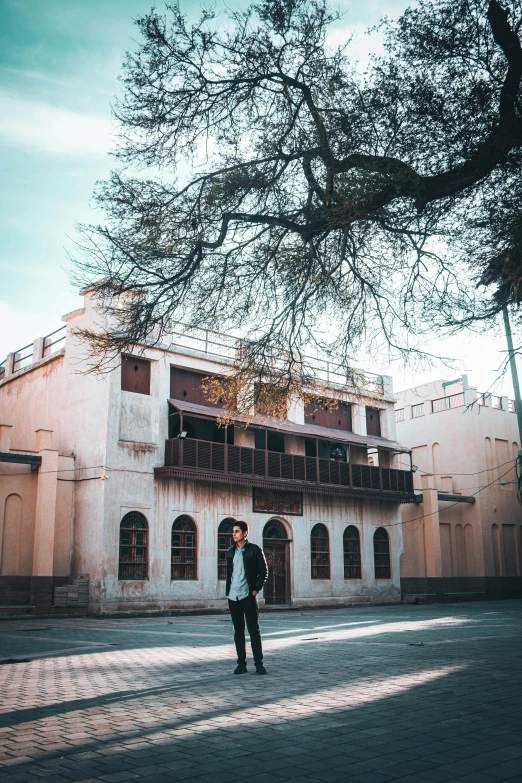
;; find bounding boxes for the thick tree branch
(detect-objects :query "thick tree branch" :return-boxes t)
[488,0,522,117]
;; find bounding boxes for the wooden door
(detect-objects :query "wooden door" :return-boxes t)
[263,542,287,604]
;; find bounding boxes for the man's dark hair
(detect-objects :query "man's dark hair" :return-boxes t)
[234,521,248,534]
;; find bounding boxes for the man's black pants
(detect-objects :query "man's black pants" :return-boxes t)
[228,594,263,666]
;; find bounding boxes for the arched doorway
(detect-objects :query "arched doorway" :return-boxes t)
[263,519,290,605]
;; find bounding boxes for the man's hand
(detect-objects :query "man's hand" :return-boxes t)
[251,590,258,597]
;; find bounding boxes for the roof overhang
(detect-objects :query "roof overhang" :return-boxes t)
[168,398,410,453]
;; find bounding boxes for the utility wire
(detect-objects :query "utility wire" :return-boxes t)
[416,458,517,476]
[2,458,518,480]
[390,460,518,530]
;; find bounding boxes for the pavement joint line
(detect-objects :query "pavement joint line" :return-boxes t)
[0,634,123,646]
[0,598,520,783]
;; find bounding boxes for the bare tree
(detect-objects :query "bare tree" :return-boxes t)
[72,0,522,398]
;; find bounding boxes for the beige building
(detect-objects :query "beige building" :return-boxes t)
[396,377,522,601]
[0,290,414,615]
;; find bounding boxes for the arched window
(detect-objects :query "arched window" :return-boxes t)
[218,518,235,579]
[343,525,361,579]
[311,524,330,579]
[263,519,287,539]
[119,512,148,580]
[172,516,197,580]
[373,528,390,579]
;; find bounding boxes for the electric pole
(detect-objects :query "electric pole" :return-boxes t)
[502,306,522,502]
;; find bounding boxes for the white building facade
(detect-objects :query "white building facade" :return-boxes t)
[396,377,522,601]
[0,291,414,615]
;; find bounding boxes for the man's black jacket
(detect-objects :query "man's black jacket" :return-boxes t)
[225,541,268,597]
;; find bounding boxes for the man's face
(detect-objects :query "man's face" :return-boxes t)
[233,525,247,545]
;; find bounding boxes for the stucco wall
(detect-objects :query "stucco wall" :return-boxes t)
[397,380,522,583]
[91,473,402,613]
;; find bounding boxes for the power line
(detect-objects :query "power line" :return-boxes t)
[391,460,518,530]
[1,459,518,485]
[416,458,517,477]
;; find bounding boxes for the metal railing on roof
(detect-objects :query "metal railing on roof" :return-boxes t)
[2,325,66,380]
[478,393,514,410]
[431,392,464,413]
[166,324,384,397]
[43,326,66,357]
[12,343,34,373]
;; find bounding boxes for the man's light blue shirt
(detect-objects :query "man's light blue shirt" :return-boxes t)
[229,541,250,601]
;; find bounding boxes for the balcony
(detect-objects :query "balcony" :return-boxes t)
[155,437,415,502]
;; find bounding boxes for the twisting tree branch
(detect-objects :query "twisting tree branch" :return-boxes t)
[71,0,522,389]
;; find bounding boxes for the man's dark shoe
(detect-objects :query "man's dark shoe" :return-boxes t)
[255,664,267,675]
[234,664,247,674]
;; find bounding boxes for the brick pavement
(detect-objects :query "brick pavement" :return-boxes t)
[0,600,521,783]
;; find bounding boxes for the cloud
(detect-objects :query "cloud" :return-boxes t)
[0,90,113,156]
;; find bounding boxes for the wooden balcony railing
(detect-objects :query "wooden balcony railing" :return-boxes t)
[163,437,414,496]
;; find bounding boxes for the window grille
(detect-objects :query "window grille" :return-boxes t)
[263,520,287,539]
[311,523,330,579]
[172,515,197,580]
[119,512,148,580]
[411,403,424,418]
[374,527,391,579]
[343,526,361,579]
[509,399,516,413]
[217,518,235,579]
[395,408,405,423]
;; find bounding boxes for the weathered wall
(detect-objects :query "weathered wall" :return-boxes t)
[1,290,403,613]
[91,472,403,614]
[397,379,522,595]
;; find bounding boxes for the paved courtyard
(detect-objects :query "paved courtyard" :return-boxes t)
[0,600,521,783]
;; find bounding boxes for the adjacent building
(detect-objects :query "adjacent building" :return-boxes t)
[397,377,522,601]
[0,290,414,614]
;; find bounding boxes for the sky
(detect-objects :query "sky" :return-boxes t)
[0,0,517,398]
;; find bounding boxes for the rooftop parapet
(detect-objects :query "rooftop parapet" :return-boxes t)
[0,326,66,381]
[1,316,389,401]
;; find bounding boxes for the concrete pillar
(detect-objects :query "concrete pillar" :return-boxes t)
[35,429,54,451]
[287,396,304,424]
[501,396,509,412]
[5,353,14,378]
[421,473,442,578]
[32,337,45,364]
[440,476,453,493]
[382,375,393,399]
[464,387,478,407]
[0,424,13,452]
[380,405,395,441]
[352,404,367,436]
[32,430,59,576]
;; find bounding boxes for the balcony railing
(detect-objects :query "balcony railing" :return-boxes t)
[162,437,414,496]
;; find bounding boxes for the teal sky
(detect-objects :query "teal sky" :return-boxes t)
[0,0,515,395]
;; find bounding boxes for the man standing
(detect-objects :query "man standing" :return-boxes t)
[226,521,268,675]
